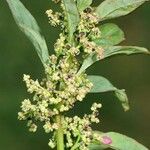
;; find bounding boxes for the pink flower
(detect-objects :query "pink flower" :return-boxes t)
[102,136,112,145]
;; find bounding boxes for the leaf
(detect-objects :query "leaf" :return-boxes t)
[78,46,149,74]
[89,144,107,150]
[77,0,93,12]
[105,46,150,57]
[6,0,49,65]
[63,0,80,43]
[90,132,149,150]
[88,75,117,93]
[94,23,125,46]
[115,89,129,111]
[95,0,148,21]
[77,53,99,75]
[88,75,129,111]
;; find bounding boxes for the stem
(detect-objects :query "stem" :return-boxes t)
[70,135,81,150]
[56,115,64,150]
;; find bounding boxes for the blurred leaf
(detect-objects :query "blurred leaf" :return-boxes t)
[115,89,129,111]
[63,0,80,43]
[88,75,129,111]
[94,23,125,46]
[77,0,92,12]
[6,0,50,65]
[78,46,149,74]
[95,0,148,21]
[88,75,117,93]
[90,132,149,150]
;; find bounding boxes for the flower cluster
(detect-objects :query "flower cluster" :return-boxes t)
[76,8,104,58]
[78,10,99,35]
[46,9,62,26]
[18,69,101,148]
[18,51,95,147]
[62,103,102,149]
[18,0,105,149]
[46,3,104,58]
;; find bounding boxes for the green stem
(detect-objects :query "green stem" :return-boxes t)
[70,135,81,150]
[56,115,64,150]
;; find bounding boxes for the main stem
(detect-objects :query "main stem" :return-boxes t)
[56,2,76,149]
[56,115,64,150]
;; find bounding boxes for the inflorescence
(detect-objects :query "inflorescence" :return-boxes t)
[18,0,105,149]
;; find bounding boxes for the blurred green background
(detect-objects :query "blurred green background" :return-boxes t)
[0,0,150,149]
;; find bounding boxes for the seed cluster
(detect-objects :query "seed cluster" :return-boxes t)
[18,0,104,149]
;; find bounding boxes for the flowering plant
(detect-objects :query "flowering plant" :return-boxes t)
[6,0,149,150]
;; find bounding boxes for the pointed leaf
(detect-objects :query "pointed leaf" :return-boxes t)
[88,75,117,93]
[63,0,80,43]
[6,0,49,65]
[105,46,150,57]
[115,89,130,111]
[90,132,149,150]
[94,23,125,46]
[78,46,149,74]
[88,75,129,111]
[95,0,148,21]
[77,0,93,12]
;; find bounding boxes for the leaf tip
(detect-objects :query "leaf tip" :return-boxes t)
[146,50,150,55]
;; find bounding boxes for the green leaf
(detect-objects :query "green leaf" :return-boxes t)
[89,144,107,150]
[90,132,149,150]
[95,0,148,21]
[88,75,117,93]
[78,46,149,74]
[77,53,99,75]
[105,46,150,57]
[63,0,80,43]
[88,75,129,111]
[6,0,49,65]
[115,89,129,111]
[94,23,125,46]
[77,0,93,12]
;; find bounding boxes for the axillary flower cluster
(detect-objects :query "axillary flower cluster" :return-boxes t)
[18,0,105,149]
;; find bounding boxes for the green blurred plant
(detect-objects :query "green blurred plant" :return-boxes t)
[6,0,149,150]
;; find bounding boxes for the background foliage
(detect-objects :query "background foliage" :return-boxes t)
[0,0,150,149]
